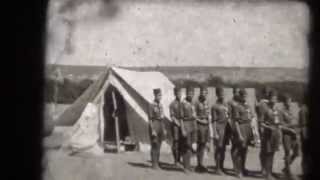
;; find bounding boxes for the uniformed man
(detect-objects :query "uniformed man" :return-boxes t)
[169,86,183,167]
[229,86,241,173]
[232,88,255,178]
[256,86,271,175]
[281,94,299,179]
[259,90,283,180]
[194,85,211,173]
[212,87,230,175]
[298,95,308,177]
[148,88,167,170]
[180,86,198,173]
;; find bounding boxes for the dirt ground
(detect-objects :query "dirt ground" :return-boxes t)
[43,143,302,180]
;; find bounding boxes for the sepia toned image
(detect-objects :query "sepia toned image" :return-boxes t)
[43,0,310,180]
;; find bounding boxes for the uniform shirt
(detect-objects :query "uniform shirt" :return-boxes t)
[212,101,230,123]
[282,104,296,128]
[228,98,238,120]
[169,99,183,125]
[262,104,283,126]
[256,99,269,123]
[148,101,164,121]
[195,98,210,121]
[233,101,254,124]
[181,99,196,121]
[299,105,308,127]
[299,105,308,139]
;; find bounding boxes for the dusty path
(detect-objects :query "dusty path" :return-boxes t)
[43,145,302,180]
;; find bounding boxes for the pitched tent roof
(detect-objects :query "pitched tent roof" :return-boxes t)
[57,67,175,153]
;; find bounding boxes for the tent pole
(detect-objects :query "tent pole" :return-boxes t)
[112,91,120,153]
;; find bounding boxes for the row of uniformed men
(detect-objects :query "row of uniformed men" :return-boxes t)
[148,86,308,180]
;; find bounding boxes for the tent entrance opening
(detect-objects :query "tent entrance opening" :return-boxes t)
[103,86,129,144]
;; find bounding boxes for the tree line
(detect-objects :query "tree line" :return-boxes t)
[45,75,307,104]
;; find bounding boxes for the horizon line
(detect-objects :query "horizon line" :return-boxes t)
[46,64,308,70]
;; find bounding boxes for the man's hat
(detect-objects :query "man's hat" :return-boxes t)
[268,89,277,98]
[262,86,271,95]
[282,93,291,101]
[232,85,240,94]
[200,84,208,91]
[186,86,194,93]
[153,88,161,95]
[239,88,247,96]
[174,86,182,93]
[215,86,224,95]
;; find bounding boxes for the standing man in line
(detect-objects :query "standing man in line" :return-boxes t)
[180,86,198,173]
[169,86,183,167]
[232,88,255,178]
[298,94,309,178]
[256,86,271,175]
[281,94,300,179]
[148,88,167,170]
[259,90,283,180]
[212,86,231,175]
[229,86,241,173]
[194,85,211,173]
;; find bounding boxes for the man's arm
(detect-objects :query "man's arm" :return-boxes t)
[148,104,156,136]
[211,106,218,139]
[233,106,243,140]
[170,104,180,126]
[194,102,204,124]
[180,102,187,137]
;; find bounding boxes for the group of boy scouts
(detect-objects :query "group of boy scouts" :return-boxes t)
[148,85,308,180]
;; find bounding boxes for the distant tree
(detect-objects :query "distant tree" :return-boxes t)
[206,74,225,86]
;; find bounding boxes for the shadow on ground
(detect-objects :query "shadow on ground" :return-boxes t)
[128,161,185,172]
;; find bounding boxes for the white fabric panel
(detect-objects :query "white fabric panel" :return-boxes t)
[109,74,149,122]
[61,103,102,154]
[112,67,175,122]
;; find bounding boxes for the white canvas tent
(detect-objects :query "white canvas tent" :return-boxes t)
[57,67,175,154]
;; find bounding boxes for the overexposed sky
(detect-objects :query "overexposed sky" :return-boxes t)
[46,0,310,68]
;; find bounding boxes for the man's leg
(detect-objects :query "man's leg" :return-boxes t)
[215,147,225,175]
[241,147,249,176]
[172,140,178,164]
[151,140,160,169]
[182,133,192,173]
[172,125,179,165]
[283,147,292,176]
[157,138,162,167]
[260,150,266,175]
[232,143,243,178]
[220,146,226,171]
[215,134,226,175]
[265,152,275,180]
[231,137,240,175]
[260,132,267,176]
[289,138,299,165]
[181,137,188,169]
[237,147,244,178]
[221,124,229,171]
[196,142,206,168]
